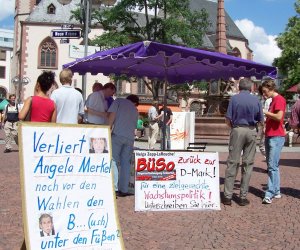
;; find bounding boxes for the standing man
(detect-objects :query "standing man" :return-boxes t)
[223,78,263,206]
[147,100,159,150]
[261,79,286,204]
[108,95,139,196]
[2,94,20,153]
[158,105,173,150]
[86,82,116,124]
[51,69,84,124]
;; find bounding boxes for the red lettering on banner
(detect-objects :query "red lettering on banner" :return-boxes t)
[136,158,175,172]
[204,159,215,165]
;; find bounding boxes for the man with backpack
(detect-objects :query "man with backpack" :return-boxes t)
[2,94,20,153]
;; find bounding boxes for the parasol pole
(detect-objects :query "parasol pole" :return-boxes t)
[162,62,168,150]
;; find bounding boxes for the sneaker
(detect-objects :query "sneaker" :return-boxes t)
[262,197,272,204]
[273,194,282,199]
[4,148,12,153]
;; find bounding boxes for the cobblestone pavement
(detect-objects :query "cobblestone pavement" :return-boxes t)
[0,131,299,250]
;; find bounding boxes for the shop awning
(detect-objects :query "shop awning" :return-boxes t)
[137,104,181,113]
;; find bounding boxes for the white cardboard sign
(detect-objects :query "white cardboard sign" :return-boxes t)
[19,123,124,250]
[134,150,220,211]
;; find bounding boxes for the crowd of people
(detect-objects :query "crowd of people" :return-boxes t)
[0,70,299,204]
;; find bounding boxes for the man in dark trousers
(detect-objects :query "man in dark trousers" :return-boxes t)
[223,78,264,206]
[158,105,173,150]
[108,94,139,197]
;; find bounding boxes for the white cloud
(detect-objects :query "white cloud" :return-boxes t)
[0,0,15,22]
[234,19,281,66]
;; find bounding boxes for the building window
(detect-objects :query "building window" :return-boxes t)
[0,50,6,61]
[47,4,56,14]
[158,85,164,96]
[116,79,123,95]
[137,78,146,94]
[0,87,6,99]
[0,66,5,79]
[38,37,57,69]
[232,47,241,58]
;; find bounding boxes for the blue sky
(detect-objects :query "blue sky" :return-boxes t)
[0,0,298,65]
[225,0,296,36]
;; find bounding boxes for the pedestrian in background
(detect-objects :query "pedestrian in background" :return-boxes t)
[289,83,300,130]
[86,82,116,124]
[258,85,272,157]
[51,68,84,124]
[19,71,56,123]
[108,94,139,197]
[223,78,263,206]
[158,105,173,150]
[261,79,286,204]
[2,94,21,153]
[147,100,159,150]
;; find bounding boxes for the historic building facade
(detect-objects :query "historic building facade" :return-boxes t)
[11,0,253,114]
[0,29,14,99]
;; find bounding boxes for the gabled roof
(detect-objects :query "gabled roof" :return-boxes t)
[26,0,81,24]
[26,0,247,51]
[190,0,246,40]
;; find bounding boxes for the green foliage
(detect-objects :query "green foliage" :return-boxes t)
[71,0,210,100]
[274,0,300,97]
[90,0,209,48]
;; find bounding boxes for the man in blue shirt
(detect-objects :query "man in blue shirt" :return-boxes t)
[223,78,264,206]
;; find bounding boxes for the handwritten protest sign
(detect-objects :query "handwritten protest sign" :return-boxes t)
[134,150,220,211]
[19,123,124,250]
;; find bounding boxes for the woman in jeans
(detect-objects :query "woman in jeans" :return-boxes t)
[261,79,286,204]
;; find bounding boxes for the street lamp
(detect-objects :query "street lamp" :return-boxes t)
[81,0,116,101]
[11,76,30,104]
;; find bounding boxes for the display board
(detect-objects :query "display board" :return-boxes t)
[134,150,220,211]
[19,123,124,250]
[170,112,195,150]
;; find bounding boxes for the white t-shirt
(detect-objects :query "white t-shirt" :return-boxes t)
[51,85,84,124]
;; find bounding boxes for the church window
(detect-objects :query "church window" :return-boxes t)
[38,37,58,69]
[0,66,5,79]
[137,78,146,94]
[232,47,241,58]
[115,79,123,95]
[47,4,56,14]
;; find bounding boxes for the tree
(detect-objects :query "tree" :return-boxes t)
[274,0,300,98]
[72,0,210,100]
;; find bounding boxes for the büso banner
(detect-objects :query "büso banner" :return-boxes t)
[134,150,220,211]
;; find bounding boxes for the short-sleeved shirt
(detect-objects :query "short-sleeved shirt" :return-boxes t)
[159,107,173,124]
[226,90,263,127]
[51,85,84,124]
[108,98,138,140]
[137,119,144,129]
[265,94,286,137]
[86,90,108,124]
[148,106,158,122]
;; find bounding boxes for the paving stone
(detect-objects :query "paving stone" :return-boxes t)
[0,130,299,250]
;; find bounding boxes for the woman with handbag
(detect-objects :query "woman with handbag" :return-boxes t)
[19,71,57,122]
